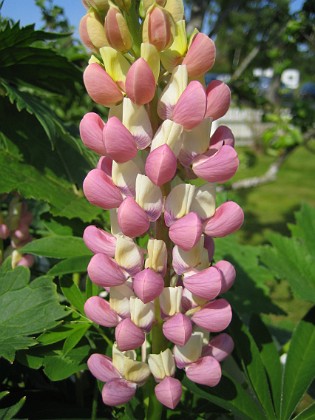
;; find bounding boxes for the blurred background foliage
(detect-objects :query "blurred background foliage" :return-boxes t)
[0,0,314,418]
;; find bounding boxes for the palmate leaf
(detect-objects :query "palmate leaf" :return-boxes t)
[0,263,66,362]
[260,205,315,303]
[229,313,277,419]
[21,236,91,259]
[280,307,315,420]
[215,236,283,315]
[0,394,26,420]
[0,150,102,222]
[0,23,81,95]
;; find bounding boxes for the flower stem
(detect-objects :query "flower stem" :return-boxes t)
[144,377,163,420]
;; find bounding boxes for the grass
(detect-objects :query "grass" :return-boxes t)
[226,144,315,330]
[232,145,315,245]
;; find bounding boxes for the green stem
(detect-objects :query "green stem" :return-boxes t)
[91,379,98,420]
[125,1,142,57]
[144,377,164,420]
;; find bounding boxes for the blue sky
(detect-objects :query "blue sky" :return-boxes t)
[1,0,304,39]
[1,0,86,38]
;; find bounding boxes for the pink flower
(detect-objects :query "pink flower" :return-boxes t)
[83,63,123,106]
[125,58,156,105]
[155,377,182,409]
[205,80,231,120]
[204,201,244,237]
[80,112,106,155]
[182,33,216,77]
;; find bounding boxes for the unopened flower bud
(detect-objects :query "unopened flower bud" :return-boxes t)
[143,5,174,51]
[105,6,132,51]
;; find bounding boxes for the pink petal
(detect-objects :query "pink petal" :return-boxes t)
[186,356,221,387]
[145,144,177,186]
[214,260,236,293]
[163,313,192,346]
[192,145,239,183]
[125,58,156,105]
[83,225,116,256]
[182,33,216,78]
[191,299,232,332]
[80,112,106,155]
[79,15,95,51]
[204,201,244,237]
[173,81,206,129]
[155,377,182,409]
[84,296,119,327]
[202,333,234,361]
[102,379,137,406]
[133,268,164,303]
[205,81,231,120]
[87,353,120,383]
[146,6,173,51]
[97,156,113,176]
[204,235,215,261]
[103,116,137,163]
[83,63,123,106]
[169,212,203,251]
[210,125,235,148]
[83,169,123,210]
[183,266,222,300]
[17,254,34,268]
[87,253,126,287]
[115,318,145,351]
[117,197,150,238]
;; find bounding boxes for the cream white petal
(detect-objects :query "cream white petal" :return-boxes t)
[112,344,150,384]
[145,239,167,274]
[172,236,208,275]
[151,120,184,156]
[173,332,203,367]
[110,282,134,318]
[141,42,160,83]
[165,183,196,224]
[159,286,182,316]
[115,236,143,275]
[110,209,121,236]
[148,348,175,380]
[112,156,144,197]
[158,65,188,120]
[135,174,163,221]
[179,118,212,166]
[130,296,155,329]
[190,183,216,220]
[122,98,153,149]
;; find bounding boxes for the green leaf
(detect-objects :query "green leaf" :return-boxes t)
[289,204,315,255]
[21,236,91,259]
[215,236,283,315]
[230,313,276,419]
[280,308,315,420]
[0,396,26,420]
[0,266,66,362]
[294,403,315,420]
[261,232,315,303]
[249,315,282,418]
[0,23,81,94]
[48,256,91,276]
[261,204,315,303]
[60,277,86,314]
[38,325,81,346]
[183,374,265,420]
[0,151,102,222]
[85,276,101,300]
[43,344,90,381]
[62,323,91,355]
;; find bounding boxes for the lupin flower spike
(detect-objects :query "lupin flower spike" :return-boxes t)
[79,0,243,412]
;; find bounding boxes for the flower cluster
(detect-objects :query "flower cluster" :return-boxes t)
[0,195,34,268]
[80,0,244,409]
